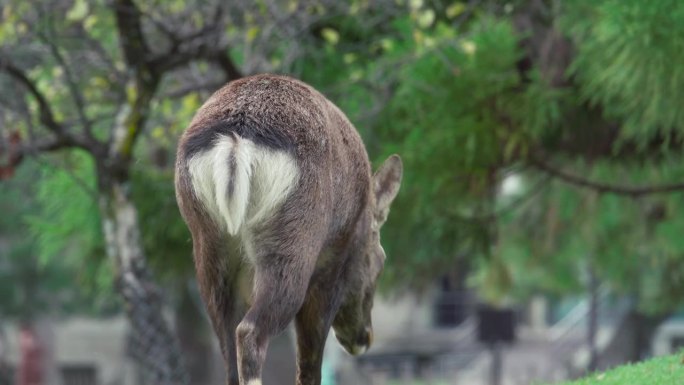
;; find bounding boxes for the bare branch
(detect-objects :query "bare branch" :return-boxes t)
[0,58,64,135]
[529,155,684,197]
[139,1,223,48]
[0,58,97,154]
[148,36,242,81]
[109,0,241,164]
[14,137,76,157]
[148,41,215,73]
[139,9,181,45]
[36,27,94,139]
[0,134,75,179]
[215,51,243,82]
[162,80,225,99]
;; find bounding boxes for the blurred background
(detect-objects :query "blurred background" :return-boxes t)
[1,0,684,384]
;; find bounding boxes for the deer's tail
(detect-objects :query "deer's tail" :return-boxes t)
[186,133,299,236]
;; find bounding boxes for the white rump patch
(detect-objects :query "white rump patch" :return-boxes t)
[187,135,299,236]
[246,380,262,385]
[247,149,300,227]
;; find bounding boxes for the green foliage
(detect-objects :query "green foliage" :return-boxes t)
[25,150,194,287]
[131,165,193,281]
[4,0,684,325]
[28,153,102,268]
[17,149,194,313]
[368,17,524,288]
[494,159,684,314]
[564,0,684,140]
[23,153,115,309]
[338,0,684,316]
[0,160,114,319]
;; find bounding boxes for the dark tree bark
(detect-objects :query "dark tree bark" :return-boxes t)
[629,311,667,361]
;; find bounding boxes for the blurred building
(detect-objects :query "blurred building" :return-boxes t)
[330,284,684,385]
[1,295,682,385]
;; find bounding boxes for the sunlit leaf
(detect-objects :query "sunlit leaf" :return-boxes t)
[321,27,340,45]
[447,2,467,19]
[66,0,89,22]
[246,25,260,43]
[417,9,435,29]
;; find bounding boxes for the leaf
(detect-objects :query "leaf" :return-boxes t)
[447,2,467,19]
[67,0,89,22]
[380,38,395,52]
[83,15,98,31]
[246,26,260,43]
[343,53,357,64]
[321,28,340,45]
[461,40,476,55]
[409,0,423,10]
[181,93,200,113]
[287,0,298,13]
[417,9,435,29]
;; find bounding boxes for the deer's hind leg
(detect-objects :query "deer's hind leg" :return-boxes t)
[235,233,322,385]
[294,278,344,385]
[193,232,247,385]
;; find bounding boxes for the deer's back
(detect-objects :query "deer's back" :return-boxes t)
[175,75,371,261]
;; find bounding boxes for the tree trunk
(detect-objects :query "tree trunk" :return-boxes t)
[630,310,667,362]
[587,264,599,372]
[99,179,189,385]
[0,325,9,385]
[175,282,212,384]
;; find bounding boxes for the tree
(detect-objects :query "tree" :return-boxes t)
[0,159,118,385]
[3,0,684,377]
[1,0,393,381]
[0,0,241,382]
[324,0,684,350]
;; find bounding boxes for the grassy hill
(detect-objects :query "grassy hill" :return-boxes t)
[555,352,684,385]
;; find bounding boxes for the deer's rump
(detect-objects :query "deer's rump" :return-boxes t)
[181,120,300,237]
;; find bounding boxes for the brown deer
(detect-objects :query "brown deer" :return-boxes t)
[174,74,402,385]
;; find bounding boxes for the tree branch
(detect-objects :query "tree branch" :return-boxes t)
[37,27,95,140]
[109,0,161,164]
[214,52,243,82]
[109,0,240,166]
[0,58,64,135]
[162,80,225,99]
[0,58,98,154]
[112,0,150,70]
[148,37,242,81]
[108,79,159,163]
[0,134,76,179]
[529,155,684,197]
[142,3,241,81]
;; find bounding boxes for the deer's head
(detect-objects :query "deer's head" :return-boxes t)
[332,154,403,355]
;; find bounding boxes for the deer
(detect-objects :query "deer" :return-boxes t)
[174,74,403,385]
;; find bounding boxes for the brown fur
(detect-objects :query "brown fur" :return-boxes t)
[175,74,402,385]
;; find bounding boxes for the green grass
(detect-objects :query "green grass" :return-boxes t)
[554,352,684,385]
[381,353,683,385]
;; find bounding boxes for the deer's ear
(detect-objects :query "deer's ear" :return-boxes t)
[373,155,403,223]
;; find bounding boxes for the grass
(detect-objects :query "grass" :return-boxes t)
[554,352,684,385]
[382,352,684,385]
